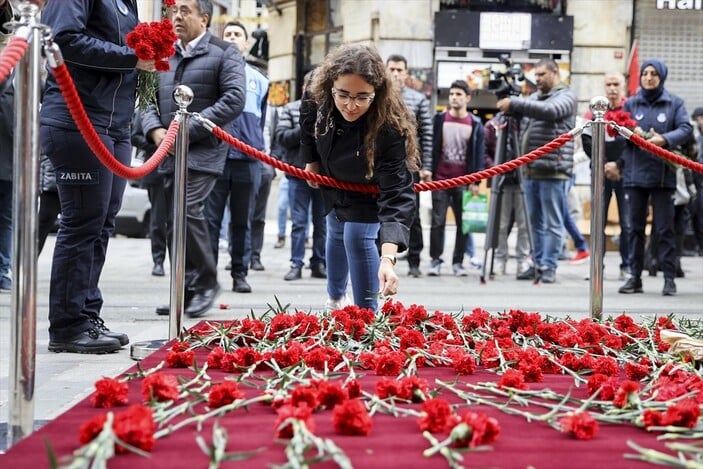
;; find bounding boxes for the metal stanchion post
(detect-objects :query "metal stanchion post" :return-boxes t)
[588,96,608,321]
[131,85,193,360]
[7,1,43,446]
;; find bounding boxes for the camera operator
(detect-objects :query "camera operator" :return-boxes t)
[496,59,577,284]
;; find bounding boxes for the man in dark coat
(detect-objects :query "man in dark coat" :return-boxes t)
[143,0,246,318]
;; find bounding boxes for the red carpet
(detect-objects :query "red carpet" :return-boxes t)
[2,339,672,468]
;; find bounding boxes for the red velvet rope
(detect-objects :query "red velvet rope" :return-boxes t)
[629,133,703,174]
[0,36,29,83]
[414,133,575,192]
[212,125,379,193]
[213,125,574,194]
[52,63,178,179]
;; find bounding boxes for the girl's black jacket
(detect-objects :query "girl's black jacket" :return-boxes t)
[300,102,416,252]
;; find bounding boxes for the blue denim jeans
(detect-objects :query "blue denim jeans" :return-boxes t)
[277,177,289,238]
[525,178,567,271]
[326,209,380,310]
[0,180,11,281]
[604,177,630,270]
[464,232,475,258]
[289,177,325,269]
[563,176,588,252]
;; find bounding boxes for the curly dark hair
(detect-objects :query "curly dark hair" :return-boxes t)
[309,43,420,179]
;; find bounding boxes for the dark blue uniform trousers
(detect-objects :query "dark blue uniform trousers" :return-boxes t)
[40,126,130,341]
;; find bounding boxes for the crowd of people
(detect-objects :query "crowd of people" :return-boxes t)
[1,0,701,355]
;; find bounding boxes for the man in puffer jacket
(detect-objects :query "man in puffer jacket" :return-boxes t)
[143,0,245,318]
[497,59,577,284]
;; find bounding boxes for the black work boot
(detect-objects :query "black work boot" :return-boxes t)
[48,328,122,354]
[618,276,643,294]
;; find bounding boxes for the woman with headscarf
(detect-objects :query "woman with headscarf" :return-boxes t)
[604,59,693,296]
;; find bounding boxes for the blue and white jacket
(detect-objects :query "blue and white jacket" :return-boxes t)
[620,89,693,189]
[227,63,269,162]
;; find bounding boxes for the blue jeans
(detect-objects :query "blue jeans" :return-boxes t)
[326,209,380,310]
[563,176,588,252]
[277,177,289,238]
[604,177,630,270]
[289,177,325,269]
[0,180,11,281]
[464,232,475,258]
[525,178,567,271]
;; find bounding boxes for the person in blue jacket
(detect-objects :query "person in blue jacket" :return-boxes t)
[39,0,156,354]
[605,59,693,296]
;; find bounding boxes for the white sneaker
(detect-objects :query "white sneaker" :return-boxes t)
[493,258,506,275]
[452,263,469,277]
[427,259,442,276]
[325,293,351,312]
[470,257,483,269]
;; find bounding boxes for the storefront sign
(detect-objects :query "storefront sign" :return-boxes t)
[479,12,531,50]
[656,0,702,9]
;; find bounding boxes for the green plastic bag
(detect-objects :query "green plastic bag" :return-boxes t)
[462,191,488,234]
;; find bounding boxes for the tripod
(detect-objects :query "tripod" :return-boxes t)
[480,112,534,283]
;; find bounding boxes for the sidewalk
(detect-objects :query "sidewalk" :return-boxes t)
[1,194,701,449]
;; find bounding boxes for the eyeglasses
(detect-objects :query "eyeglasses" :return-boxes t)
[331,88,375,107]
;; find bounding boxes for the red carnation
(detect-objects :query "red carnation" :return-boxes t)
[91,377,129,408]
[165,341,195,368]
[449,350,476,375]
[398,376,429,402]
[374,351,405,376]
[662,399,700,428]
[417,398,453,433]
[559,411,599,440]
[587,373,618,400]
[332,399,372,436]
[208,381,245,409]
[79,405,155,454]
[79,414,108,445]
[642,409,664,428]
[113,404,156,453]
[274,404,315,439]
[449,411,500,448]
[375,378,399,399]
[346,379,362,398]
[604,109,636,138]
[207,346,225,369]
[141,373,179,402]
[314,380,348,410]
[290,385,319,410]
[498,369,528,390]
[613,380,640,408]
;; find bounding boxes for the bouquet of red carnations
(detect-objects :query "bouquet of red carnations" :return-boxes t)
[126,9,177,110]
[603,109,637,138]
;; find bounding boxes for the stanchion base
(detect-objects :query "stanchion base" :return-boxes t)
[130,339,168,361]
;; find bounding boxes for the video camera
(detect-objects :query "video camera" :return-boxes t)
[487,54,524,100]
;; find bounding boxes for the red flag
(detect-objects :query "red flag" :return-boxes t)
[626,39,639,97]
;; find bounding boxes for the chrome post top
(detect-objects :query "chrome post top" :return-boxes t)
[589,96,609,120]
[173,85,194,111]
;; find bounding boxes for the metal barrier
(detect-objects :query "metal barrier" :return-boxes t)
[130,86,192,360]
[587,97,609,321]
[6,1,45,446]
